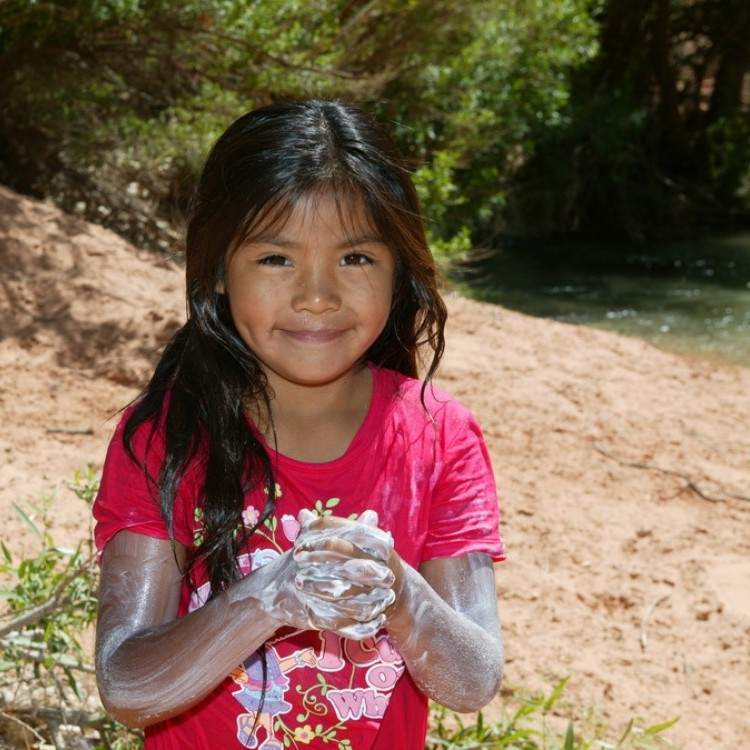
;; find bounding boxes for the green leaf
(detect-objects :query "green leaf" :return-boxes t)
[543,676,570,713]
[563,720,575,750]
[643,717,681,735]
[12,503,42,540]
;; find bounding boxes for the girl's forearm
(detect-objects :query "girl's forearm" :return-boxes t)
[385,560,504,712]
[96,557,284,728]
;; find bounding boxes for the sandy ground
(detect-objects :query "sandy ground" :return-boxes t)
[1,184,749,748]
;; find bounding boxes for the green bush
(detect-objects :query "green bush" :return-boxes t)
[0,0,601,259]
[0,468,141,749]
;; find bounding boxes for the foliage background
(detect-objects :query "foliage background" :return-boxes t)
[2,0,749,263]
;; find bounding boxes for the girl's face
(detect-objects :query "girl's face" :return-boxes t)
[225,191,395,395]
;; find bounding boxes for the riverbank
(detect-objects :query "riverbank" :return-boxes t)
[1,185,749,747]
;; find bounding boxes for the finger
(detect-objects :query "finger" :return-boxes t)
[293,538,360,564]
[300,591,394,625]
[297,509,316,526]
[321,590,395,621]
[357,509,379,526]
[297,584,395,617]
[295,559,395,589]
[296,594,349,627]
[335,523,393,560]
[296,523,393,561]
[295,574,364,598]
[333,617,386,641]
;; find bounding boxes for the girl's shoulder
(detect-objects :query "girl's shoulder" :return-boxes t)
[371,364,476,426]
[109,390,196,473]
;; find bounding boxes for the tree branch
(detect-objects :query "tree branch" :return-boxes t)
[0,554,95,640]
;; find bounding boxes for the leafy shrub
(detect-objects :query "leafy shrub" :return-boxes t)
[0,468,141,749]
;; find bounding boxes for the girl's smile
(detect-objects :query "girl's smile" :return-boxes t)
[281,328,346,343]
[225,192,395,395]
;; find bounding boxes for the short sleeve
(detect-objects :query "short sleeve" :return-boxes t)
[422,409,506,563]
[93,412,194,556]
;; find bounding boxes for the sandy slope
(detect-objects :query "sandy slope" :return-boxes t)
[1,185,749,747]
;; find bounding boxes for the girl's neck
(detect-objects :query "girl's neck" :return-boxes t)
[248,365,373,463]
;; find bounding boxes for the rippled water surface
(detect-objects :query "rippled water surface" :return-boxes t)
[452,233,750,366]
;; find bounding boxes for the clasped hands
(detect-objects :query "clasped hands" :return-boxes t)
[261,509,402,640]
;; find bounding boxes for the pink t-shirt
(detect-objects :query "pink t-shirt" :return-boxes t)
[94,364,505,749]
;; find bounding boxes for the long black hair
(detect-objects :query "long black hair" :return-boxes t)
[124,99,447,596]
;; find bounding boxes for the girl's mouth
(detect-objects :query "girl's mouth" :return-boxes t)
[281,328,346,344]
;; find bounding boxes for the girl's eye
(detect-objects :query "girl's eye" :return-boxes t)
[341,252,373,267]
[258,254,291,267]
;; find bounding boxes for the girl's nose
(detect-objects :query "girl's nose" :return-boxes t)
[292,264,341,313]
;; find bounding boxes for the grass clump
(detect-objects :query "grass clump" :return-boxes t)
[427,677,679,749]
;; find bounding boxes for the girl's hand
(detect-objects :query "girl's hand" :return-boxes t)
[291,510,403,637]
[256,547,385,639]
[294,509,393,560]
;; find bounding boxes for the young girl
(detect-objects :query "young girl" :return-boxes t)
[93,99,505,750]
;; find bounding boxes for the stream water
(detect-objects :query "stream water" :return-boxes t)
[452,232,750,367]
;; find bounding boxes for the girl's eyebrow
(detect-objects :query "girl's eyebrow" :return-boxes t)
[338,233,387,248]
[247,232,387,249]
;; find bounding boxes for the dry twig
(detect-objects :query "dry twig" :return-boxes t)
[640,592,672,650]
[593,444,750,503]
[0,709,47,746]
[0,554,95,639]
[45,426,95,435]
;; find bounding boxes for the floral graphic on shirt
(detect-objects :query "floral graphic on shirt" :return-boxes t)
[192,506,206,547]
[311,497,340,516]
[242,505,261,528]
[192,490,351,553]
[240,494,353,553]
[192,484,288,550]
[292,724,316,744]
